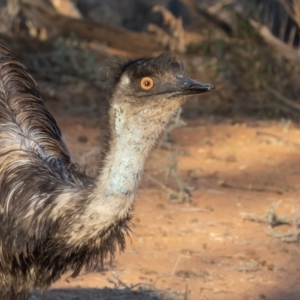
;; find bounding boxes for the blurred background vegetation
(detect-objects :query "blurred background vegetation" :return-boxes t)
[0,0,299,120]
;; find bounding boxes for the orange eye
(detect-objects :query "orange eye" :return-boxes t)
[140,77,154,90]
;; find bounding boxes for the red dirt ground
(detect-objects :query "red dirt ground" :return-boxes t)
[31,101,300,300]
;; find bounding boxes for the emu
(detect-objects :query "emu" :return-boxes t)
[0,42,214,299]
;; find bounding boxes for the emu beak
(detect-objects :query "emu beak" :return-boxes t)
[178,77,215,95]
[168,77,215,99]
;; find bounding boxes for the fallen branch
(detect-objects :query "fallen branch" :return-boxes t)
[0,0,21,33]
[265,85,300,112]
[249,19,300,62]
[50,0,82,19]
[20,0,164,56]
[180,0,233,35]
[148,5,186,53]
[277,0,300,28]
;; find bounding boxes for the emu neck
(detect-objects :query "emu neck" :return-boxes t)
[90,102,166,222]
[101,104,152,198]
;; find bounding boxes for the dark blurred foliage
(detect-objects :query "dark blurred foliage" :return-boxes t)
[0,0,299,120]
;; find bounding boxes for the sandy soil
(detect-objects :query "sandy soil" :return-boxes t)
[31,101,300,300]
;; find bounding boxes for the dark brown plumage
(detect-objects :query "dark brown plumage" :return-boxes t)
[0,42,214,300]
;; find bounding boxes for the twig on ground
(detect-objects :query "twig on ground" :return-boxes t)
[174,207,213,213]
[157,108,186,149]
[144,172,188,203]
[256,130,300,150]
[219,180,283,195]
[165,153,192,202]
[171,255,191,276]
[234,259,261,272]
[183,285,191,300]
[106,271,189,300]
[241,201,300,243]
[144,172,180,199]
[266,227,300,243]
[145,149,192,203]
[240,201,292,227]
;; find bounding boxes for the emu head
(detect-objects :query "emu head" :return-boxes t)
[105,52,215,127]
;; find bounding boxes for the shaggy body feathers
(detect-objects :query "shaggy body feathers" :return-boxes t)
[0,44,131,299]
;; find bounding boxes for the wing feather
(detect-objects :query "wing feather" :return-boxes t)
[0,42,72,164]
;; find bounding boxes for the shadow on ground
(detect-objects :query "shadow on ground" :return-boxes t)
[31,286,182,300]
[30,285,300,300]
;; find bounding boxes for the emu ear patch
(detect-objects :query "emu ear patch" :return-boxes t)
[120,75,130,86]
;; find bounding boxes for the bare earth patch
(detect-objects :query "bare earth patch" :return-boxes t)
[31,100,300,300]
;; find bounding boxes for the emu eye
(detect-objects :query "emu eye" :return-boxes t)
[140,77,154,90]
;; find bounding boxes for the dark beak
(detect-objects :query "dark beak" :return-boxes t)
[168,77,215,99]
